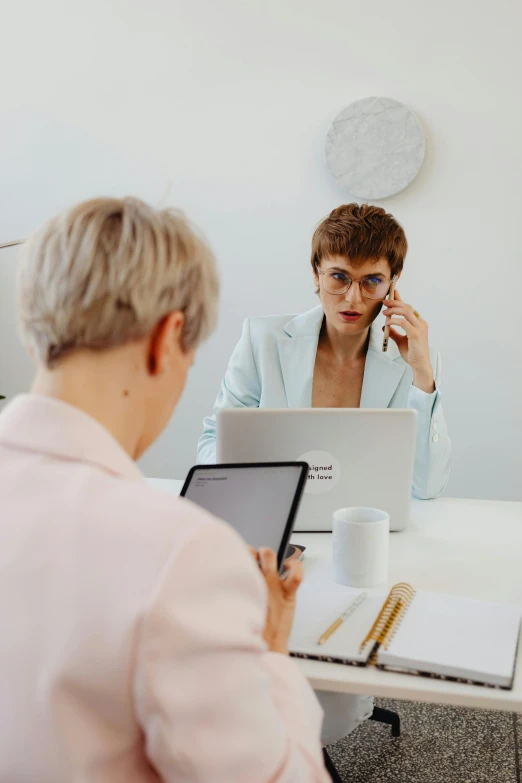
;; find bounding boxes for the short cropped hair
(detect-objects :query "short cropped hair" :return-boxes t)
[311,203,408,277]
[19,197,219,368]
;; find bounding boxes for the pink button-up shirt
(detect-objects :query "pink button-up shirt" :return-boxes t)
[0,395,327,783]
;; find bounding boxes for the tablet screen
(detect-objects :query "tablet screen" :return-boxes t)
[181,464,306,564]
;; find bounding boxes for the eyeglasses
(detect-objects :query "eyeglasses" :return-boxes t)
[316,268,395,300]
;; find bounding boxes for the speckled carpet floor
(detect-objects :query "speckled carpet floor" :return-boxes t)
[325,698,520,782]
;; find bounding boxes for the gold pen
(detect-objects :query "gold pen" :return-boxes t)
[382,277,397,352]
[317,592,367,646]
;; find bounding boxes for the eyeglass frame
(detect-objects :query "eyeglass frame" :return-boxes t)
[316,267,397,300]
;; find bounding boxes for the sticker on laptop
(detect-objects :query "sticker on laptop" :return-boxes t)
[297,450,341,495]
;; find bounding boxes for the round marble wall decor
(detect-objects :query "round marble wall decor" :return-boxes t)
[325,97,425,199]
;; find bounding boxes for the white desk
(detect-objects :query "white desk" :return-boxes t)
[146,479,522,712]
[146,478,184,495]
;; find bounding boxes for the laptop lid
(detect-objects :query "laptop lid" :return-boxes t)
[216,409,417,532]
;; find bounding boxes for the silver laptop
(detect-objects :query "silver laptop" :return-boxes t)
[216,409,417,532]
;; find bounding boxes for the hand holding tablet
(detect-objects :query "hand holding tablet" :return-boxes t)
[249,546,304,655]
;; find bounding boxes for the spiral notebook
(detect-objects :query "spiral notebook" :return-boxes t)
[290,581,521,689]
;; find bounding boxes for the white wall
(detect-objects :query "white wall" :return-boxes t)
[1,0,521,500]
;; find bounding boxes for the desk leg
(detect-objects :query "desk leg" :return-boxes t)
[369,706,401,737]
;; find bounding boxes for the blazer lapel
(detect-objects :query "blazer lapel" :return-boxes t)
[360,323,406,408]
[278,306,323,408]
[277,307,406,410]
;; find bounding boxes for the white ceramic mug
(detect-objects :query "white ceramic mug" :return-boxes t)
[332,507,390,588]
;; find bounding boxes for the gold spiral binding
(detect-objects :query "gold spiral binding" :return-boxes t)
[359,582,415,664]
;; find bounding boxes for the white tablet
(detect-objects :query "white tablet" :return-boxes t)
[180,462,308,567]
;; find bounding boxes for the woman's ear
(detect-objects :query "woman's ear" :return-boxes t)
[147,312,185,376]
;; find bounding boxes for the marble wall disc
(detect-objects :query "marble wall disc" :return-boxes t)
[325,97,425,199]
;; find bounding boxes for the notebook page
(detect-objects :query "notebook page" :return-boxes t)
[289,582,385,664]
[378,591,521,688]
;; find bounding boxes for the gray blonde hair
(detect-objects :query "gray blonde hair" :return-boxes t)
[18,197,219,368]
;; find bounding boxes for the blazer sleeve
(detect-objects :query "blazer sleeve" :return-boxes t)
[197,318,261,464]
[134,519,328,783]
[408,350,451,499]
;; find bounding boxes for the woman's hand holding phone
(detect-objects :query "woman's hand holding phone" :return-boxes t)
[382,289,435,394]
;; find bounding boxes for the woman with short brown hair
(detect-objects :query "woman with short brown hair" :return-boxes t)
[198,203,451,742]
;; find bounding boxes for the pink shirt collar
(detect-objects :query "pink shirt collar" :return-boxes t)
[0,394,143,481]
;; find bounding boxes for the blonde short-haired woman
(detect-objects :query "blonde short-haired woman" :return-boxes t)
[0,198,328,783]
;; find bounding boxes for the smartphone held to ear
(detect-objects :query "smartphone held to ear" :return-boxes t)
[382,278,397,353]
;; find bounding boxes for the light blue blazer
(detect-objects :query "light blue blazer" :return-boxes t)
[197,305,451,499]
